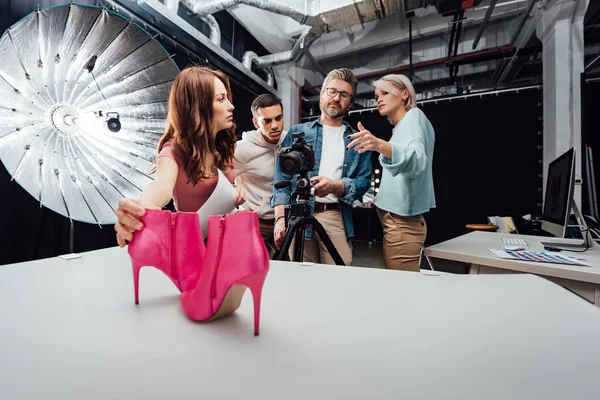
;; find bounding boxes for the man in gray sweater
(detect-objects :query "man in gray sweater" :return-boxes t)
[234,94,286,254]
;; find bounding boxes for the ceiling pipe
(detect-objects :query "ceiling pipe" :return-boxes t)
[164,0,180,12]
[196,14,221,47]
[183,0,403,72]
[242,27,317,69]
[178,1,222,47]
[126,0,276,94]
[182,0,316,85]
[266,70,274,86]
[180,0,318,27]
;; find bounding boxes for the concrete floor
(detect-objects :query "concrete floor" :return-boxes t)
[351,240,469,274]
[276,239,468,274]
[351,240,385,269]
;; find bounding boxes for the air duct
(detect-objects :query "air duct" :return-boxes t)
[128,0,277,93]
[138,0,221,53]
[242,27,317,69]
[196,14,221,47]
[266,69,274,86]
[183,0,404,75]
[165,0,180,12]
[180,0,317,26]
[313,0,403,32]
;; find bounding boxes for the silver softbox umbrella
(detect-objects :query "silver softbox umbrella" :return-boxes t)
[0,3,179,226]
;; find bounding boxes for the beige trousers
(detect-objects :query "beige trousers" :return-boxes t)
[259,218,276,256]
[289,210,353,266]
[376,207,427,272]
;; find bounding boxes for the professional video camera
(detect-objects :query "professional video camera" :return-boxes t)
[274,132,316,201]
[272,131,344,265]
[278,132,315,175]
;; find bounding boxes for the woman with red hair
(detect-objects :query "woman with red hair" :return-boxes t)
[114,66,245,246]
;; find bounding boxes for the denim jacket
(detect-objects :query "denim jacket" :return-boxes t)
[270,119,372,239]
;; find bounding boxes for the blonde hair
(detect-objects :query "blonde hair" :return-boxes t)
[373,74,417,111]
[322,68,358,97]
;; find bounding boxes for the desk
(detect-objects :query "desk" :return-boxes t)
[1,247,600,399]
[424,231,600,307]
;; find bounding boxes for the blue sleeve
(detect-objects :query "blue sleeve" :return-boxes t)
[339,151,372,205]
[379,112,428,178]
[270,125,297,207]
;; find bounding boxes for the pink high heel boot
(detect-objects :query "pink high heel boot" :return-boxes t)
[128,208,205,304]
[179,211,270,335]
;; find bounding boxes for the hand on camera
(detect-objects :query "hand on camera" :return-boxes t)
[310,176,341,197]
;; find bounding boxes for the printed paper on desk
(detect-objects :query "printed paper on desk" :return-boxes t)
[197,169,236,237]
[489,249,591,267]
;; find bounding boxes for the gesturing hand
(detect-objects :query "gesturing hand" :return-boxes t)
[346,122,383,154]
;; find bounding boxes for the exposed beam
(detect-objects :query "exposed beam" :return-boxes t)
[473,0,499,49]
[302,45,521,92]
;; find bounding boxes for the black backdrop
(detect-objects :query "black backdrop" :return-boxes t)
[346,88,544,245]
[582,79,600,218]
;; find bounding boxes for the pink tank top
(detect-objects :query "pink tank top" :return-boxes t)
[157,142,236,212]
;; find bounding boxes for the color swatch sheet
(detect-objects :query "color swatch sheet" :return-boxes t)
[488,249,590,267]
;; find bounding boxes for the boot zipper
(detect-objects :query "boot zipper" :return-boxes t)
[170,213,177,280]
[210,215,226,299]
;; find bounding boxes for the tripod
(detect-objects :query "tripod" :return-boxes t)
[272,173,345,265]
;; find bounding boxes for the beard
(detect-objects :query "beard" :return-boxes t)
[320,99,349,118]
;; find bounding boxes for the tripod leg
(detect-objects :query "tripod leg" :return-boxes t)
[273,217,302,261]
[292,223,305,262]
[311,218,346,266]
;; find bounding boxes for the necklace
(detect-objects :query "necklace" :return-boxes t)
[201,165,218,178]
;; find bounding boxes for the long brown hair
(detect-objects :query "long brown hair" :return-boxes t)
[153,66,236,185]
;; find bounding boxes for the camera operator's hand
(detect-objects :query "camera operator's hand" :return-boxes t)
[310,176,345,198]
[274,218,286,249]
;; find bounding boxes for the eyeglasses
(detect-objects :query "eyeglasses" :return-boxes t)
[324,87,352,101]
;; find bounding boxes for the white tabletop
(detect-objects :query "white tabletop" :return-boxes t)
[1,247,600,399]
[425,231,600,284]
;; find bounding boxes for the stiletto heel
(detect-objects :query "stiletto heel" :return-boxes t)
[180,212,270,335]
[237,270,268,336]
[132,259,143,305]
[127,209,205,303]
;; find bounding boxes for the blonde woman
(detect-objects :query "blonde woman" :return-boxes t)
[347,74,435,271]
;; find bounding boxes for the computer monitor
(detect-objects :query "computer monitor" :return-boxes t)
[540,148,594,250]
[541,148,575,238]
